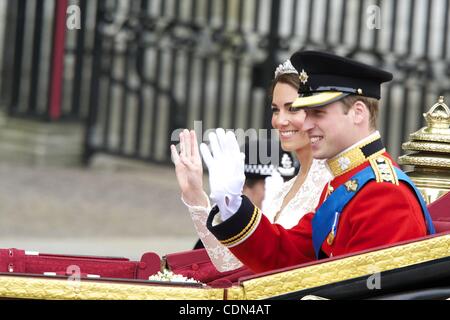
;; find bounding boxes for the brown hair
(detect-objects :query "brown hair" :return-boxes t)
[340,95,379,129]
[268,73,300,99]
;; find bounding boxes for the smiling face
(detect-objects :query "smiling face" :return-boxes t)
[302,101,361,159]
[271,82,310,153]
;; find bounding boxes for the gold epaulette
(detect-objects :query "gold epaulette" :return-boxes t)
[369,155,399,185]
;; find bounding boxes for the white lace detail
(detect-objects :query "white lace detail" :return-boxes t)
[185,159,331,272]
[187,203,244,272]
[263,159,331,228]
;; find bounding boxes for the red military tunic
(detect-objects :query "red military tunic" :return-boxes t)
[206,139,428,273]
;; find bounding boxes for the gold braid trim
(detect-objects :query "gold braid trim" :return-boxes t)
[369,155,399,185]
[326,132,384,177]
[221,207,262,247]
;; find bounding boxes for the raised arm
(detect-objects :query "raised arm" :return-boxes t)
[170,129,207,207]
[170,129,242,272]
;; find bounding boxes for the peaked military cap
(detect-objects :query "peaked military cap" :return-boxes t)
[290,51,393,108]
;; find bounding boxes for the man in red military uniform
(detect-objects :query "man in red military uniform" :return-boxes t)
[201,51,435,273]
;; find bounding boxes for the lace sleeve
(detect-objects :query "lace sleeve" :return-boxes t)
[182,195,243,272]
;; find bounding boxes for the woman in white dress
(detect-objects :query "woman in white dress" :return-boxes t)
[170,60,331,273]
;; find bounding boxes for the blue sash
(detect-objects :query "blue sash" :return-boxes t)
[311,166,435,259]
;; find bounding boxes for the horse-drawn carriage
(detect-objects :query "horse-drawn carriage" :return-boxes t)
[1,98,449,300]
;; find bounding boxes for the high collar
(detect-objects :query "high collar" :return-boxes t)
[326,131,386,178]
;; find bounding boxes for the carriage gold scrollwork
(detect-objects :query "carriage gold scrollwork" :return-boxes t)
[399,96,450,204]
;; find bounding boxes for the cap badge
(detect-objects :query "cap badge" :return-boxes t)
[299,69,309,84]
[338,156,351,171]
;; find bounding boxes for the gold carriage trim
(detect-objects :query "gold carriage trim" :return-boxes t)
[0,276,225,300]
[369,155,399,185]
[221,206,262,248]
[1,234,449,299]
[234,233,450,300]
[326,132,386,177]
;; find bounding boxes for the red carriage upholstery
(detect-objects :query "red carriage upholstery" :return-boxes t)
[0,249,161,280]
[428,192,450,233]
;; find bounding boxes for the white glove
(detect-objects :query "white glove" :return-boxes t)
[261,170,284,213]
[200,128,245,221]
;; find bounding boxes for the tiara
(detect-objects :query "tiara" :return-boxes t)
[274,59,298,79]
